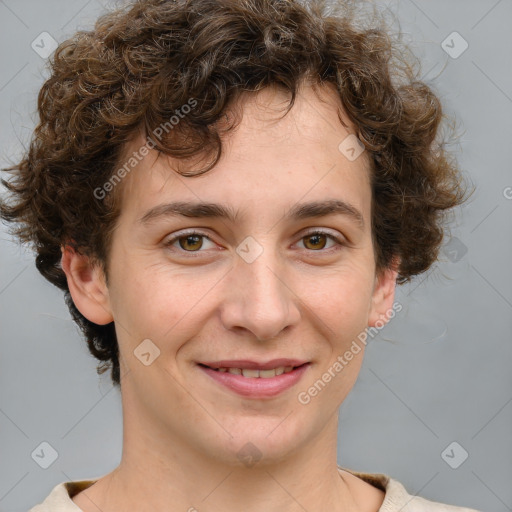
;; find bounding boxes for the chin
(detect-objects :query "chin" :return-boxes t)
[203,415,311,469]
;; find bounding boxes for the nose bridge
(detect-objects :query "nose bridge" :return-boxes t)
[221,237,300,341]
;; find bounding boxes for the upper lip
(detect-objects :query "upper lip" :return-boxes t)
[199,359,309,370]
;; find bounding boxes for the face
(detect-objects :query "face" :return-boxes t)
[64,83,397,467]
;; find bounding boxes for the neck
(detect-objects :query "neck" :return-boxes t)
[78,411,363,512]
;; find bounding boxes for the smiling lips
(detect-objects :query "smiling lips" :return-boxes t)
[200,358,308,370]
[198,359,310,398]
[200,358,308,377]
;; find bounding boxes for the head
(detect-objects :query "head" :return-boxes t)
[1,0,466,465]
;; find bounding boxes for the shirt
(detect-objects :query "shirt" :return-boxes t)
[28,466,481,511]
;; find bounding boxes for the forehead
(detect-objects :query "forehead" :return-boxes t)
[115,83,372,226]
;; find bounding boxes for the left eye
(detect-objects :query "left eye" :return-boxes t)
[298,231,341,251]
[164,230,344,254]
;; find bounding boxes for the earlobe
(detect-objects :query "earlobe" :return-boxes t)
[60,244,114,325]
[368,259,399,328]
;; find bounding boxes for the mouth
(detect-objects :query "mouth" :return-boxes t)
[198,363,306,378]
[197,359,311,398]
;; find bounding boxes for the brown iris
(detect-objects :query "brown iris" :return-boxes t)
[178,235,204,251]
[302,233,328,250]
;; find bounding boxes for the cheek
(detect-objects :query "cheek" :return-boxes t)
[314,266,374,324]
[107,259,178,341]
[112,260,222,352]
[303,274,371,400]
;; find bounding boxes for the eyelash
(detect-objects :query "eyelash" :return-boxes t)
[163,229,346,257]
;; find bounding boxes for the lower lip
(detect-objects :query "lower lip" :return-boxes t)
[199,364,310,398]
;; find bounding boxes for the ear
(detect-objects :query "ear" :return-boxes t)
[368,258,399,327]
[60,244,113,325]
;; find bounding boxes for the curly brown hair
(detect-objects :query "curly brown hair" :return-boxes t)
[0,0,468,387]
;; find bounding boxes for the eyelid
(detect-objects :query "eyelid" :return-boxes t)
[300,227,345,241]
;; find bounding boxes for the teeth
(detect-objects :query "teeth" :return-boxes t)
[242,369,260,378]
[215,366,297,378]
[259,369,277,378]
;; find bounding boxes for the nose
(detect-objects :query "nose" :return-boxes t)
[219,245,301,342]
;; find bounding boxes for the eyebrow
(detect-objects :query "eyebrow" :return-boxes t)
[138,199,364,229]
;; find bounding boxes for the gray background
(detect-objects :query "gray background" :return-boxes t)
[0,0,511,511]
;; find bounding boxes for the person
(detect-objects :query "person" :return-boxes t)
[0,0,480,510]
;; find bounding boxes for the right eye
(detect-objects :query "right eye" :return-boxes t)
[164,230,217,254]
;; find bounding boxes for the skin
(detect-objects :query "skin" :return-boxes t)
[62,82,398,512]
